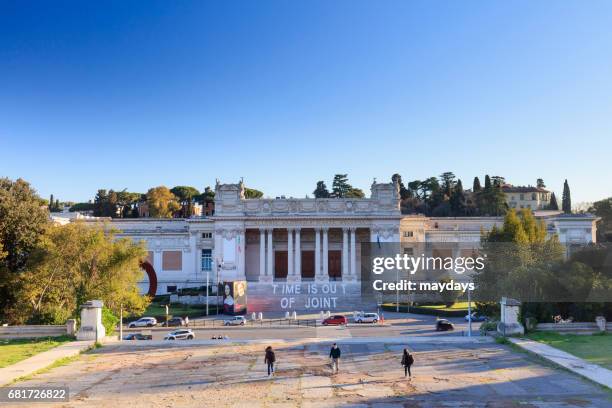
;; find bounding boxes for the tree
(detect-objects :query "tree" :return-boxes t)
[589,197,612,241]
[478,175,507,216]
[15,222,149,324]
[484,175,492,190]
[146,186,180,218]
[491,176,506,187]
[171,186,200,217]
[345,187,365,198]
[69,202,95,212]
[331,174,351,198]
[473,177,482,193]
[313,181,330,198]
[449,179,466,216]
[562,179,572,214]
[439,172,456,197]
[537,178,546,188]
[244,188,264,199]
[549,192,559,211]
[0,178,50,323]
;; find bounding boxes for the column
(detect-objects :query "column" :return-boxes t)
[342,228,349,278]
[266,228,274,278]
[287,228,294,278]
[350,228,357,277]
[314,228,321,278]
[259,228,266,279]
[294,228,301,279]
[322,228,329,278]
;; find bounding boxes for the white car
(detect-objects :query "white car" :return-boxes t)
[355,313,379,323]
[164,329,195,340]
[223,316,246,326]
[128,317,157,328]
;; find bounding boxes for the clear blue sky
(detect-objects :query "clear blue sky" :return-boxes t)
[1,1,611,204]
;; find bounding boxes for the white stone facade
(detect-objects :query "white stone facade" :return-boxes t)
[70,181,599,298]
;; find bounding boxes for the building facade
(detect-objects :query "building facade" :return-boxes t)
[69,180,598,312]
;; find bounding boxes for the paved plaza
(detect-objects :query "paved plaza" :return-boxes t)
[5,339,610,408]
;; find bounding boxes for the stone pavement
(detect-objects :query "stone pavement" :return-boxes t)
[3,338,610,407]
[0,340,94,385]
[509,337,612,389]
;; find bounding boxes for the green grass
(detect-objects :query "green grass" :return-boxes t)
[418,301,472,311]
[141,302,219,319]
[527,332,612,370]
[0,336,73,368]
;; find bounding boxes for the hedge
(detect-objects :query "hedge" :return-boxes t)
[381,304,467,317]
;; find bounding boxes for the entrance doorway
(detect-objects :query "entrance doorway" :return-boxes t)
[328,250,341,280]
[274,251,288,279]
[301,250,315,279]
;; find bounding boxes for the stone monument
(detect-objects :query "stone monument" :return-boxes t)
[497,297,524,336]
[76,300,106,341]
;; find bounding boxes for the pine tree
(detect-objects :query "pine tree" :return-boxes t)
[549,192,559,210]
[473,177,481,193]
[331,174,350,198]
[450,179,466,216]
[484,175,492,190]
[313,181,330,198]
[562,179,572,214]
[537,178,546,188]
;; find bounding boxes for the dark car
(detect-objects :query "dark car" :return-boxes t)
[166,317,186,327]
[123,333,152,340]
[322,315,348,326]
[436,319,455,331]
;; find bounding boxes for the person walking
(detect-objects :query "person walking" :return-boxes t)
[265,346,276,377]
[329,343,341,374]
[401,348,414,378]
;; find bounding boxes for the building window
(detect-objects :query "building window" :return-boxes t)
[520,194,524,200]
[162,251,182,271]
[201,249,212,271]
[403,247,414,255]
[531,193,536,200]
[201,232,212,239]
[166,285,177,293]
[403,231,414,238]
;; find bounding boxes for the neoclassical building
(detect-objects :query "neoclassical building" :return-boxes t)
[65,180,598,312]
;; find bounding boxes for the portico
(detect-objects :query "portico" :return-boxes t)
[250,225,363,283]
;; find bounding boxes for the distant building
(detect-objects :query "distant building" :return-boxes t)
[502,185,551,210]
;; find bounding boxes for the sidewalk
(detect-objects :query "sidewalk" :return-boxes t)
[509,337,612,389]
[0,340,94,385]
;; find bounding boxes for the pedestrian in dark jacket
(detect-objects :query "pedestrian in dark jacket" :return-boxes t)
[329,343,341,374]
[265,346,276,376]
[401,348,414,378]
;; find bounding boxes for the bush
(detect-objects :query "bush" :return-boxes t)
[101,307,119,335]
[479,320,498,335]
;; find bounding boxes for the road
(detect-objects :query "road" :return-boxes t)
[124,313,482,341]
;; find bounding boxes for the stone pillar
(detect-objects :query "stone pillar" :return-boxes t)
[259,228,266,281]
[76,300,105,341]
[266,228,274,279]
[322,228,329,278]
[342,228,349,278]
[314,228,321,278]
[350,228,357,277]
[294,228,301,280]
[287,228,294,278]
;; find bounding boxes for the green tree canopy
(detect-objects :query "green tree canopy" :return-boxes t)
[562,179,572,214]
[244,187,264,199]
[313,181,330,198]
[146,186,180,218]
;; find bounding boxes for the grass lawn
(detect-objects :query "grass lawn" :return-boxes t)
[527,332,612,370]
[0,336,73,368]
[142,302,219,319]
[418,301,473,311]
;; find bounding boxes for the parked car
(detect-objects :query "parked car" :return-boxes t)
[123,333,152,340]
[354,313,379,324]
[435,319,455,331]
[128,317,157,328]
[166,317,186,327]
[322,315,347,326]
[465,313,488,322]
[223,316,246,326]
[164,329,195,340]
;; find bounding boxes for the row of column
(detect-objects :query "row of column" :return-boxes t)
[259,227,357,280]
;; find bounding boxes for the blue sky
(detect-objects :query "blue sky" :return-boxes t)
[1,1,611,203]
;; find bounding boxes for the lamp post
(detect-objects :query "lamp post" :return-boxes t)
[467,287,472,337]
